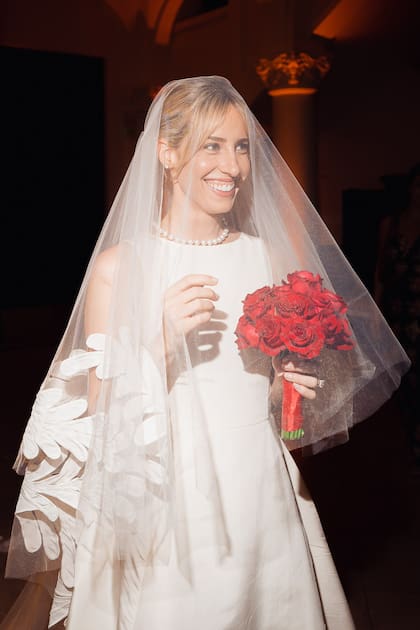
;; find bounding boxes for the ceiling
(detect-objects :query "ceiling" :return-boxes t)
[103,0,420,60]
[313,0,420,51]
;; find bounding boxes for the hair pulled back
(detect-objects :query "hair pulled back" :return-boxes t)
[158,76,248,171]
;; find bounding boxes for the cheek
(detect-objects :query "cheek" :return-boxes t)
[241,157,251,180]
[179,159,211,189]
[196,156,214,176]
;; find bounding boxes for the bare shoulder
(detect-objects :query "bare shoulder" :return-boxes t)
[91,245,121,286]
[85,245,123,334]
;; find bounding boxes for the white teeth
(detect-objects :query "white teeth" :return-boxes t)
[207,181,235,192]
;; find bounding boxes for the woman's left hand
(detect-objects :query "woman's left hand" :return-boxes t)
[272,360,321,400]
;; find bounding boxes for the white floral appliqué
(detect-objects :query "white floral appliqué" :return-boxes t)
[13,328,169,628]
[22,389,92,462]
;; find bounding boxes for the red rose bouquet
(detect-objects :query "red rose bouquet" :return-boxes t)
[235,271,354,440]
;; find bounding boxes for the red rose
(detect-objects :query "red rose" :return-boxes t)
[235,314,260,350]
[335,338,354,351]
[312,289,347,315]
[235,273,354,443]
[286,271,323,296]
[236,274,353,363]
[282,317,325,359]
[273,289,317,320]
[271,284,291,298]
[243,286,271,307]
[243,286,272,321]
[322,314,354,350]
[255,312,286,356]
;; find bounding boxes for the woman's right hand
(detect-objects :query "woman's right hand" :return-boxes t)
[163,274,219,355]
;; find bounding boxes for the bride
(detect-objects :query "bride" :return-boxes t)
[2,76,409,629]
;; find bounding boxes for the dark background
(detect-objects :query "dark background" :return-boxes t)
[1,46,105,308]
[0,1,419,628]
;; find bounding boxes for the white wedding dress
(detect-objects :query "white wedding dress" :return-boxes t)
[67,233,355,629]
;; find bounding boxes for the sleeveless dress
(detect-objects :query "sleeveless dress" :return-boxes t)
[67,233,354,629]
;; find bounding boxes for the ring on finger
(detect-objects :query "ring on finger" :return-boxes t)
[317,378,326,389]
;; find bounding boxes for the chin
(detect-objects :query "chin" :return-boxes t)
[212,197,237,215]
[208,207,233,217]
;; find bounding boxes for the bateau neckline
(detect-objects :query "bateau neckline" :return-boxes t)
[159,232,245,247]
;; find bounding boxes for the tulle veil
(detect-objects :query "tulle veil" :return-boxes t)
[2,76,409,628]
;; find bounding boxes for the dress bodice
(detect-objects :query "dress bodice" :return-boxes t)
[160,233,273,431]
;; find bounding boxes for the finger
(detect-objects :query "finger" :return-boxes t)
[181,286,219,304]
[284,372,318,389]
[183,310,213,335]
[165,289,216,314]
[181,298,216,318]
[293,383,316,400]
[282,361,308,374]
[166,274,218,298]
[275,360,302,374]
[283,361,296,370]
[164,299,214,328]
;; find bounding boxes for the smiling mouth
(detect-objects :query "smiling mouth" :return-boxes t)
[205,180,236,193]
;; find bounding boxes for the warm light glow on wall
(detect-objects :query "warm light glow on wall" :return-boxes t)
[313,0,387,41]
[269,88,317,96]
[104,0,183,43]
[105,0,145,30]
[156,0,184,44]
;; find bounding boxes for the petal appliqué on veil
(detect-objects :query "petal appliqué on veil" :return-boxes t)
[22,388,92,462]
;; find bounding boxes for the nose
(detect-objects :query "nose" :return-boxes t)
[219,146,240,177]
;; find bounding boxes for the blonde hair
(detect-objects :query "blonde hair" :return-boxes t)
[159,76,248,174]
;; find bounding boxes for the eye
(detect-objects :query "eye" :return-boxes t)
[236,140,250,154]
[203,142,220,152]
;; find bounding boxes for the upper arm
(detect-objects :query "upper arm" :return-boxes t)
[84,246,119,411]
[84,246,119,337]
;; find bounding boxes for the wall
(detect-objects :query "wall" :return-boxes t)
[318,41,420,239]
[3,0,418,242]
[0,0,171,205]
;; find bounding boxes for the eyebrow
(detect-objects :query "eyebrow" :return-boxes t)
[207,135,249,143]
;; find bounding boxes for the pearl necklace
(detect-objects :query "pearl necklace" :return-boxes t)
[159,217,229,246]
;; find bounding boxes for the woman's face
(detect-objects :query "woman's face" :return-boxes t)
[169,105,250,220]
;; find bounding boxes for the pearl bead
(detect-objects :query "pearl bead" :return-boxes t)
[159,217,229,246]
